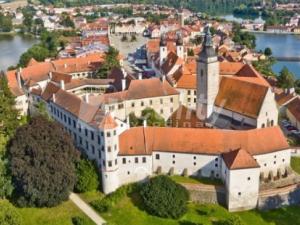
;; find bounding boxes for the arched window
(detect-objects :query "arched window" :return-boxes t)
[262,123,265,128]
[271,120,274,126]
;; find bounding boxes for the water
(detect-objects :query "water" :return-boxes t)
[254,33,300,79]
[0,34,38,71]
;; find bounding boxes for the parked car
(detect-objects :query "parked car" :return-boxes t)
[287,125,297,131]
[291,130,300,135]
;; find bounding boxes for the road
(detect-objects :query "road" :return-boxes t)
[69,192,106,225]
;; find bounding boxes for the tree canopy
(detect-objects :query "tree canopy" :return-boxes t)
[129,107,165,127]
[8,116,79,207]
[278,67,295,89]
[75,158,100,193]
[96,46,120,79]
[140,176,189,219]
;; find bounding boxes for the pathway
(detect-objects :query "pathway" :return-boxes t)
[69,192,106,225]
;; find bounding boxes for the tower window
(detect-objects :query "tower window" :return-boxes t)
[201,70,204,77]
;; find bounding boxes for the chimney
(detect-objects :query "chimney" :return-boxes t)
[138,73,142,80]
[143,119,147,128]
[52,93,56,103]
[162,75,166,83]
[126,116,130,127]
[122,79,126,91]
[121,68,127,78]
[85,93,89,103]
[60,80,65,90]
[17,67,22,88]
[49,71,53,79]
[64,63,67,68]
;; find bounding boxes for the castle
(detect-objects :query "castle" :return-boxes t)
[6,29,292,212]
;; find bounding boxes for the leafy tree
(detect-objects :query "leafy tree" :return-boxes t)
[140,176,189,219]
[264,47,272,57]
[96,46,120,79]
[8,116,79,207]
[278,67,295,89]
[217,216,245,225]
[60,13,75,28]
[129,108,165,127]
[75,158,100,193]
[187,48,194,56]
[19,45,50,67]
[0,200,21,225]
[0,13,13,32]
[72,216,90,225]
[232,22,256,49]
[0,74,19,199]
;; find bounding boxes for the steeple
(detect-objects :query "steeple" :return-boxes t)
[199,26,216,61]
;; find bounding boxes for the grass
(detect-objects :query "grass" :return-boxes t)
[170,175,223,186]
[0,199,96,225]
[90,190,300,225]
[79,191,104,204]
[291,157,300,174]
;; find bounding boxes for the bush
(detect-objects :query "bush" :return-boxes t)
[140,175,189,219]
[75,158,100,193]
[0,201,21,225]
[91,184,138,213]
[72,216,90,225]
[216,216,245,225]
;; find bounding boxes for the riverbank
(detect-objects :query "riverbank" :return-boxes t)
[243,29,298,35]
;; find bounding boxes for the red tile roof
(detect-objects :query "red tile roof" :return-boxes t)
[119,126,289,156]
[6,70,24,96]
[222,148,260,170]
[215,76,268,119]
[287,97,300,122]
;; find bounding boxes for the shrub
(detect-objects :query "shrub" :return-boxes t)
[140,175,189,219]
[91,184,138,213]
[72,216,90,225]
[0,201,21,225]
[75,158,100,193]
[216,216,245,225]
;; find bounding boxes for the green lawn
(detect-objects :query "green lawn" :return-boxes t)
[291,157,300,174]
[170,175,223,185]
[89,191,300,225]
[0,199,95,225]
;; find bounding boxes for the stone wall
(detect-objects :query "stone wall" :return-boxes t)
[258,183,300,210]
[182,183,226,206]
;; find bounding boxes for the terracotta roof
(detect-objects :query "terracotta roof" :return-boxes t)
[54,89,99,123]
[119,126,289,156]
[287,97,300,122]
[6,70,24,96]
[168,105,204,128]
[275,92,297,106]
[41,82,60,101]
[161,51,180,75]
[31,88,42,96]
[215,76,268,119]
[98,113,118,129]
[51,72,72,84]
[147,39,160,54]
[27,58,39,67]
[219,62,244,75]
[21,62,54,83]
[222,148,260,170]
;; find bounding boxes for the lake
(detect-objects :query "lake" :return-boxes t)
[0,34,38,71]
[254,33,300,79]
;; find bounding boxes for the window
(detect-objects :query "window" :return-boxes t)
[156,154,160,160]
[127,171,130,175]
[92,145,95,154]
[131,102,135,107]
[113,130,116,135]
[150,100,152,105]
[107,146,111,152]
[118,104,124,109]
[188,98,191,102]
[160,109,163,114]
[85,128,88,137]
[173,154,175,158]
[101,146,104,152]
[215,158,218,161]
[160,99,163,104]
[201,70,204,77]
[85,141,89,150]
[170,97,173,103]
[115,159,118,165]
[73,120,76,128]
[282,159,285,162]
[68,117,71,125]
[274,155,277,158]
[142,157,146,163]
[264,163,267,167]
[274,161,276,164]
[98,151,101,159]
[107,132,111,137]
[188,90,191,95]
[193,156,196,160]
[238,192,241,196]
[262,123,265,128]
[248,177,251,181]
[123,158,126,164]
[97,135,101,144]
[78,124,81,132]
[91,131,94,140]
[271,120,274,126]
[172,161,175,164]
[108,161,112,167]
[64,115,67,122]
[193,162,196,166]
[141,101,144,106]
[114,145,117,151]
[135,157,139,163]
[215,164,218,167]
[79,137,82,145]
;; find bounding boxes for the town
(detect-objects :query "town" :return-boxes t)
[0,1,300,225]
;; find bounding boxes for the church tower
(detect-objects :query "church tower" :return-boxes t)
[196,26,219,121]
[159,34,168,66]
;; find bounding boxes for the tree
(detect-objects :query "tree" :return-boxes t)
[72,216,90,225]
[140,176,189,219]
[0,13,13,32]
[60,14,75,28]
[0,201,21,225]
[8,116,79,207]
[278,67,295,89]
[75,158,100,193]
[96,46,120,79]
[264,47,272,57]
[187,48,194,56]
[0,74,19,199]
[19,45,50,67]
[131,34,137,42]
[217,216,245,225]
[129,108,165,127]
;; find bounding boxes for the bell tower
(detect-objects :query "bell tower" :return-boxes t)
[196,26,219,121]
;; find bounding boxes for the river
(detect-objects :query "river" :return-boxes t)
[0,34,38,71]
[254,33,300,79]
